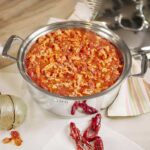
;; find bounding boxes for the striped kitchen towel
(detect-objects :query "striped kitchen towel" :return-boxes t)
[107,60,150,116]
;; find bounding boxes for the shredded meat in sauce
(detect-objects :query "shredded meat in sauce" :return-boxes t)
[25,28,123,97]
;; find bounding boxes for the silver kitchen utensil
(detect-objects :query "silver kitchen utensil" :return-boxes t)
[115,0,149,31]
[87,0,149,31]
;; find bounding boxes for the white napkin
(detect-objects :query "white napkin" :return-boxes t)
[47,2,150,117]
[43,118,143,150]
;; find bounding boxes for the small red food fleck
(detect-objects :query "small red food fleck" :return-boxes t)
[14,138,23,146]
[2,130,23,147]
[2,138,12,144]
[11,131,20,139]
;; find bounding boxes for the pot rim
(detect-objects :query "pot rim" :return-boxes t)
[17,21,132,101]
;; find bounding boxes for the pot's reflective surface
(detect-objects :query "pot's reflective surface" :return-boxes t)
[27,83,120,117]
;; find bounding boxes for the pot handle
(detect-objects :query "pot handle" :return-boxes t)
[116,14,149,32]
[130,48,149,77]
[2,35,23,60]
[115,0,149,32]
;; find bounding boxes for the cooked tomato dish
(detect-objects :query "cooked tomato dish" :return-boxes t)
[25,28,123,97]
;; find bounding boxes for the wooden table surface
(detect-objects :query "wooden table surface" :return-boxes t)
[0,0,76,68]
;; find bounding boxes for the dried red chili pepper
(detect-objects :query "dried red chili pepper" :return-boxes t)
[70,122,81,143]
[70,122,84,150]
[83,114,101,142]
[69,114,103,150]
[71,102,80,115]
[71,100,98,115]
[94,136,104,150]
[79,101,98,115]
[70,122,92,150]
[91,114,101,132]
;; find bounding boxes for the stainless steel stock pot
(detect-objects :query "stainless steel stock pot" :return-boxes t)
[2,21,149,117]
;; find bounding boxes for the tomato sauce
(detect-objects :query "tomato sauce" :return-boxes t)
[25,28,123,97]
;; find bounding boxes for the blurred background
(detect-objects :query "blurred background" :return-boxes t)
[0,0,76,44]
[0,0,76,67]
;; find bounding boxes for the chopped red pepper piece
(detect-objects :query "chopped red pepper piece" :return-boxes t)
[11,131,20,139]
[2,138,12,144]
[2,130,23,147]
[14,138,23,146]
